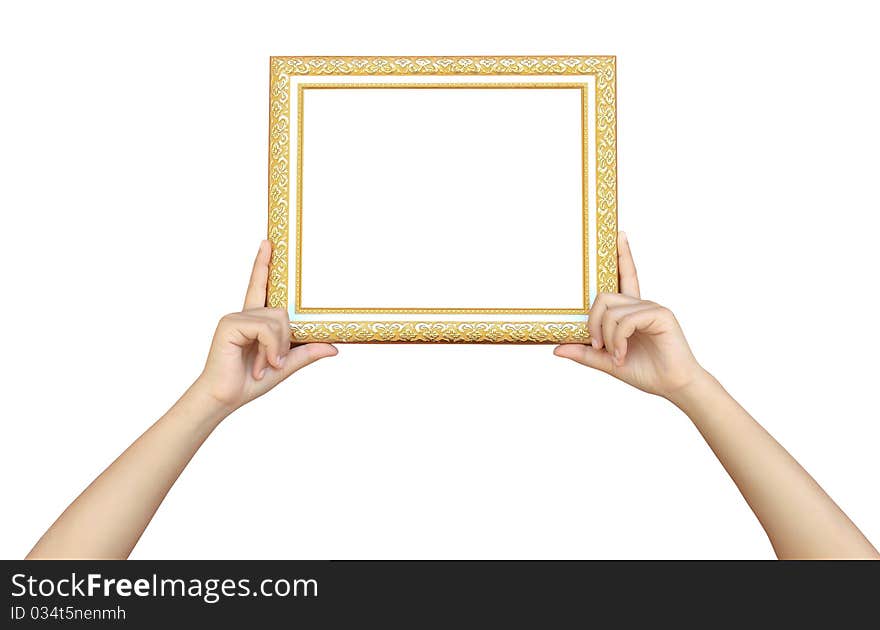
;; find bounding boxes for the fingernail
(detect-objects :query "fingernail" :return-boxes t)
[613,349,621,363]
[258,368,266,380]
[591,338,599,349]
[277,354,286,367]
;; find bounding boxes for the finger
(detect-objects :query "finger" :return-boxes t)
[217,313,286,369]
[243,240,271,310]
[262,307,292,364]
[270,343,338,383]
[603,303,656,365]
[242,309,290,379]
[257,309,291,369]
[253,346,268,380]
[553,344,614,374]
[588,292,641,350]
[618,231,641,298]
[612,306,673,365]
[601,307,621,364]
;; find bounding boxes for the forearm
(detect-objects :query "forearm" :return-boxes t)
[670,371,879,559]
[26,383,229,559]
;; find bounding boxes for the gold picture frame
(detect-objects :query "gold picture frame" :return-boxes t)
[267,56,617,343]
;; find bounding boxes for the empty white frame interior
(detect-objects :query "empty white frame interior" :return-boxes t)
[289,73,598,323]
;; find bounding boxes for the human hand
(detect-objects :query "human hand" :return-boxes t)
[554,232,705,399]
[194,240,337,412]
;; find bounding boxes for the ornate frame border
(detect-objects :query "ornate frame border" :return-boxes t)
[268,56,617,343]
[296,82,590,315]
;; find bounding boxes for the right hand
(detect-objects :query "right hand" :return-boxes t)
[554,232,706,399]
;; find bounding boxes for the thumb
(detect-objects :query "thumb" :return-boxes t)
[553,344,614,373]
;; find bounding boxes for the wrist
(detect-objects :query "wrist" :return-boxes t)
[177,379,235,432]
[665,367,720,410]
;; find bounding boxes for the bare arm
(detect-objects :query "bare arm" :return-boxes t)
[670,373,877,559]
[555,232,878,559]
[27,240,337,559]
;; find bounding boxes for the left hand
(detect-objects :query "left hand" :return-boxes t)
[194,240,337,412]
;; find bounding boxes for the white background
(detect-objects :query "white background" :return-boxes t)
[1,0,878,560]
[300,85,584,310]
